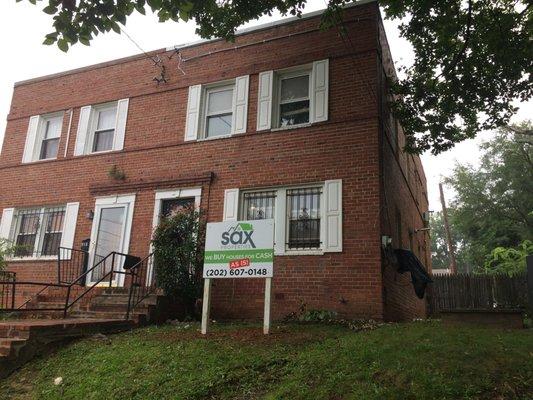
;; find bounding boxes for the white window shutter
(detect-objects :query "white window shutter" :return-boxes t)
[0,208,15,241]
[74,106,92,156]
[324,179,342,252]
[223,189,239,221]
[232,75,249,134]
[256,71,273,131]
[59,202,79,257]
[184,85,202,141]
[311,59,329,123]
[22,116,40,163]
[113,98,129,151]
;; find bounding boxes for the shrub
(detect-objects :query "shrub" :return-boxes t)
[151,206,206,318]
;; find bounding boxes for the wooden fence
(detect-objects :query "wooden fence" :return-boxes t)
[428,273,529,314]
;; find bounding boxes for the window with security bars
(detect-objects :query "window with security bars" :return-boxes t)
[286,187,321,249]
[12,207,66,257]
[242,191,276,220]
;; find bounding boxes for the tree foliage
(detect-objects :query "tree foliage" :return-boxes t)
[443,122,533,270]
[151,206,205,318]
[477,240,532,276]
[18,0,532,154]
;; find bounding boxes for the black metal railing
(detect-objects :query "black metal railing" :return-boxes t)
[0,271,16,310]
[57,247,89,285]
[126,253,156,320]
[62,251,137,317]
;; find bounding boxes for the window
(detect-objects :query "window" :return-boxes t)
[256,59,329,132]
[239,184,335,254]
[74,99,129,156]
[12,206,66,258]
[242,191,276,220]
[278,73,310,127]
[286,187,321,249]
[204,85,234,138]
[38,115,62,160]
[91,105,117,152]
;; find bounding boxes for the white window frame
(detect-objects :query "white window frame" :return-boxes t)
[274,69,312,130]
[88,102,118,154]
[239,183,325,256]
[200,82,235,140]
[9,206,66,261]
[35,113,63,161]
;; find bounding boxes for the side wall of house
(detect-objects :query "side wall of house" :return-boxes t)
[377,18,431,321]
[0,3,389,320]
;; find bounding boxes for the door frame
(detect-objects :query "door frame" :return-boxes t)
[87,194,136,287]
[147,187,202,285]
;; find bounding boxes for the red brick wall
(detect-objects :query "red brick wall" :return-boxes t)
[376,18,431,321]
[0,3,426,321]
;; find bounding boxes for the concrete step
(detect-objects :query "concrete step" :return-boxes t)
[70,310,147,325]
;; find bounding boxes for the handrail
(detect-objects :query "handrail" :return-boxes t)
[57,247,89,285]
[126,253,156,320]
[62,251,137,318]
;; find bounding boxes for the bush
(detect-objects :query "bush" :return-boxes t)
[0,239,17,271]
[151,207,206,318]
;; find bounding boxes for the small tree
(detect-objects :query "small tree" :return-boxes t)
[151,206,206,318]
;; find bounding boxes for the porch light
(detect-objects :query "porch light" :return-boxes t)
[86,210,94,220]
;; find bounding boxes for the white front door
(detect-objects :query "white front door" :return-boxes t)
[87,195,135,286]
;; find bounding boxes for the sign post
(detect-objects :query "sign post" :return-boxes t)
[201,219,274,335]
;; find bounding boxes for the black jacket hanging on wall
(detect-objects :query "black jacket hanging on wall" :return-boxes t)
[394,249,432,299]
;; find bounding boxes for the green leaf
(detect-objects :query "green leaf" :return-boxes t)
[43,37,56,46]
[111,22,121,34]
[79,37,91,46]
[42,5,57,15]
[57,38,69,52]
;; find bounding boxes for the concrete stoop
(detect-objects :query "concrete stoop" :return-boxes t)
[0,289,170,378]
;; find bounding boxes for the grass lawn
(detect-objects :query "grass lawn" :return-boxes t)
[0,321,531,400]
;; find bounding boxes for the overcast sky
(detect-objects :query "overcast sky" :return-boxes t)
[0,0,530,211]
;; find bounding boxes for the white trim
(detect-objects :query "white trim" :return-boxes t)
[203,84,234,139]
[64,109,74,158]
[87,194,136,287]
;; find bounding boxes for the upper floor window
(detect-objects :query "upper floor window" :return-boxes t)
[38,115,62,160]
[256,59,329,132]
[184,76,249,142]
[278,72,310,127]
[92,105,117,152]
[204,85,234,138]
[21,113,63,164]
[74,99,129,156]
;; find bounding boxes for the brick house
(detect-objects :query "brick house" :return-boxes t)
[0,0,431,321]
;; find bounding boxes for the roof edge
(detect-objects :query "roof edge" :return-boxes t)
[14,0,377,88]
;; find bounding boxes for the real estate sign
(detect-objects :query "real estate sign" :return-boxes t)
[203,219,274,278]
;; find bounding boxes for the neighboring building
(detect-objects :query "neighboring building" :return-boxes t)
[0,0,430,321]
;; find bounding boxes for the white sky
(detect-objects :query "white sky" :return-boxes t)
[0,0,530,210]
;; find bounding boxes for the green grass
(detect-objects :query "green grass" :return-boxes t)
[1,321,531,400]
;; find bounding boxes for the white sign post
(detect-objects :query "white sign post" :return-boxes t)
[201,219,274,335]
